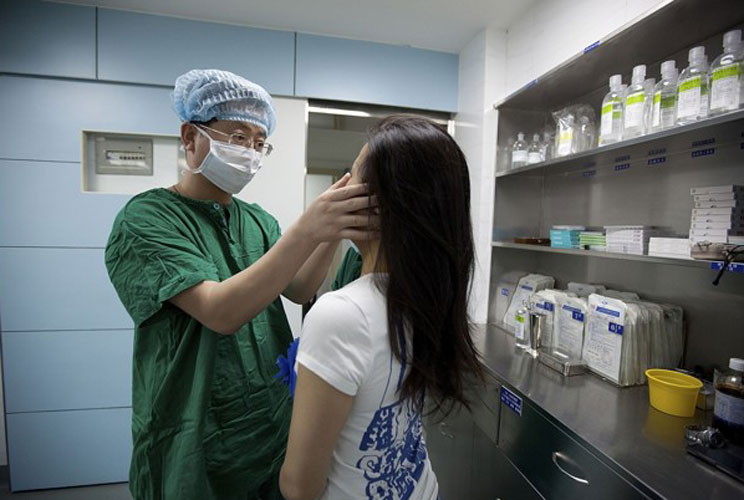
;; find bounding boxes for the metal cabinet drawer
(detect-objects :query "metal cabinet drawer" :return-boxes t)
[472,419,544,500]
[498,387,650,500]
[470,374,501,444]
[425,403,474,500]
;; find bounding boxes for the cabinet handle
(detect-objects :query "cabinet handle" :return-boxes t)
[552,451,589,485]
[439,421,455,439]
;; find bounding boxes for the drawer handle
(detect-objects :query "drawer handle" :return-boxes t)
[552,451,589,485]
[439,421,455,439]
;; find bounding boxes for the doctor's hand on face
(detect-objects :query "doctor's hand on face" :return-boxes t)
[298,172,379,245]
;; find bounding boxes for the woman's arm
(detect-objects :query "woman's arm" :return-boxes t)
[280,364,353,500]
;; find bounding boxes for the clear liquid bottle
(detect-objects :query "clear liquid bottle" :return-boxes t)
[515,304,530,350]
[511,132,528,169]
[624,65,648,139]
[643,77,656,135]
[677,46,710,125]
[652,60,679,132]
[710,29,744,116]
[713,358,744,445]
[540,131,553,161]
[578,116,596,151]
[527,133,542,164]
[599,74,624,146]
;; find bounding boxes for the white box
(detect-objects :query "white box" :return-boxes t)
[695,200,739,209]
[691,214,744,224]
[690,221,744,230]
[692,207,744,216]
[690,185,743,195]
[693,192,743,202]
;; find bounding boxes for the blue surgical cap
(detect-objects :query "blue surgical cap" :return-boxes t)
[172,69,277,136]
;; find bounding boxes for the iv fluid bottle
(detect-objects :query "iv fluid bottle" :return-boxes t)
[677,46,710,125]
[515,305,530,350]
[652,60,679,132]
[599,74,624,146]
[710,29,744,116]
[511,132,528,168]
[527,134,542,164]
[624,65,647,139]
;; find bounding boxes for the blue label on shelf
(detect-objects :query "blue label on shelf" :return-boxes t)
[711,262,744,273]
[647,148,666,156]
[691,148,715,158]
[584,40,600,53]
[609,322,625,335]
[614,154,631,162]
[691,137,715,147]
[501,386,523,416]
[597,306,620,317]
[536,302,555,312]
[614,163,631,171]
[582,170,597,178]
[583,161,597,168]
[648,157,666,165]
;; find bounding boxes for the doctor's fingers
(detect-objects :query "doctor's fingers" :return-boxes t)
[339,195,379,213]
[339,214,380,230]
[326,182,370,201]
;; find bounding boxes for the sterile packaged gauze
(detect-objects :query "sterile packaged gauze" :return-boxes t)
[583,294,628,385]
[554,296,588,360]
[490,271,526,326]
[529,289,573,352]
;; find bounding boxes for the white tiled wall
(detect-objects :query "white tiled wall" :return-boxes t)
[505,0,669,96]
[455,28,507,323]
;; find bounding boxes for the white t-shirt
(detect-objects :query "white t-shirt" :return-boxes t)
[295,273,438,500]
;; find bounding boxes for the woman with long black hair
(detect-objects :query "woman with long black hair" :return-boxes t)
[279,115,485,500]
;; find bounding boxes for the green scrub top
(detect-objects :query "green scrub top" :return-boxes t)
[331,246,363,291]
[105,188,292,500]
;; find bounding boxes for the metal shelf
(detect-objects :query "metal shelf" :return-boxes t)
[491,241,717,270]
[495,109,744,178]
[493,0,744,112]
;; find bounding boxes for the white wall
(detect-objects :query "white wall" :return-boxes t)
[238,97,308,337]
[458,0,668,324]
[456,28,507,324]
[505,0,669,96]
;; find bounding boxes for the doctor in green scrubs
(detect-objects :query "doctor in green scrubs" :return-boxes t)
[105,69,377,500]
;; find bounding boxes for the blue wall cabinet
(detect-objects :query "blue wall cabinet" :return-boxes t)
[295,34,458,112]
[0,0,96,79]
[3,330,133,413]
[0,76,179,162]
[0,160,130,248]
[0,247,132,332]
[6,409,132,491]
[97,8,295,95]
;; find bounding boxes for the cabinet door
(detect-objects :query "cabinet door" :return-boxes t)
[425,404,474,500]
[498,387,650,500]
[472,423,544,500]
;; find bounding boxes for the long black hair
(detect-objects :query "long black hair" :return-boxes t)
[362,115,485,415]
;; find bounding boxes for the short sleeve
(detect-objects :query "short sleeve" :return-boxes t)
[296,292,374,396]
[105,206,219,326]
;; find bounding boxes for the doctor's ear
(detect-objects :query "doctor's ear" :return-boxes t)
[180,122,198,154]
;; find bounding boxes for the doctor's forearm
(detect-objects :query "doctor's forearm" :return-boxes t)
[283,241,339,304]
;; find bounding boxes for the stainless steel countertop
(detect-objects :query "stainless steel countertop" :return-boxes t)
[474,324,744,500]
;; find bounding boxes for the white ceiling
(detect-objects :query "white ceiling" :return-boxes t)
[56,0,535,53]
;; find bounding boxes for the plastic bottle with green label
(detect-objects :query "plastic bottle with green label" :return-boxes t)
[652,60,679,132]
[515,305,530,350]
[710,29,744,116]
[677,46,710,125]
[624,65,647,139]
[599,74,624,146]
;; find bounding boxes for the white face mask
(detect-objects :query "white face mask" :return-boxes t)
[190,126,263,194]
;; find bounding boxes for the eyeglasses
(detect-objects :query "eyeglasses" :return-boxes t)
[198,125,274,156]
